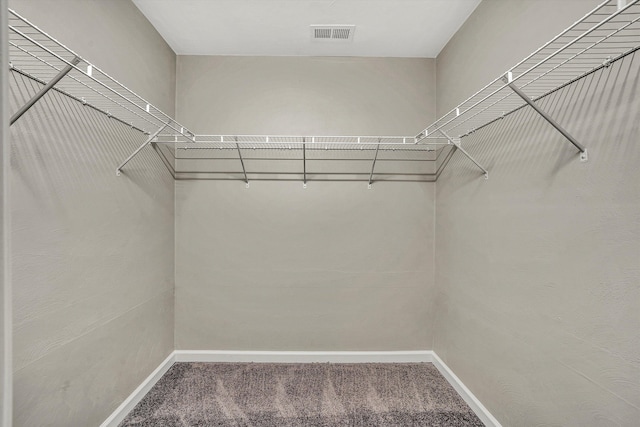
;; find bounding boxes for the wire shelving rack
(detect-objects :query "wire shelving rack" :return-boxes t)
[7,8,196,168]
[417,0,640,165]
[6,0,640,184]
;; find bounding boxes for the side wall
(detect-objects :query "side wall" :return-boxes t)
[175,56,437,351]
[0,0,11,424]
[434,1,640,425]
[8,1,176,426]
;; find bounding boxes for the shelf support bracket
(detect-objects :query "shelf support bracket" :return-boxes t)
[302,138,307,188]
[10,56,81,125]
[116,123,168,176]
[503,72,588,162]
[235,137,249,188]
[368,139,381,189]
[438,130,489,179]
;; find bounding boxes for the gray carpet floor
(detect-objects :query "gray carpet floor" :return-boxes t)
[119,362,484,426]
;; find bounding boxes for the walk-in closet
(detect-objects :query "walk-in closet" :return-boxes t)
[1,0,639,426]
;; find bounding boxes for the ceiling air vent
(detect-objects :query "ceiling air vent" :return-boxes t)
[310,25,356,42]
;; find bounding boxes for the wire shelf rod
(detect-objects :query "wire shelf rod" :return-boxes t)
[9,43,163,133]
[450,29,640,137]
[9,9,185,128]
[8,13,195,141]
[421,0,639,137]
[10,65,148,134]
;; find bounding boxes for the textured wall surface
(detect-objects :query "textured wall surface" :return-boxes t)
[434,1,640,425]
[176,180,434,350]
[176,56,435,136]
[0,0,11,424]
[7,1,177,426]
[8,0,176,115]
[9,73,175,427]
[175,56,436,351]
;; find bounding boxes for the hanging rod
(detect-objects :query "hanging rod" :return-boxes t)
[7,0,639,183]
[10,65,148,134]
[416,0,640,166]
[7,7,196,170]
[458,44,640,138]
[160,135,446,145]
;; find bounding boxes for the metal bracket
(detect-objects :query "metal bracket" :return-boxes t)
[303,139,307,188]
[235,137,249,186]
[580,149,589,162]
[368,139,381,189]
[10,56,81,125]
[503,72,587,160]
[116,123,168,175]
[414,130,427,143]
[439,131,489,179]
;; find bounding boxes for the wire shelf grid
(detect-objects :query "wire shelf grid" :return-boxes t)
[8,8,194,141]
[418,0,640,140]
[7,0,640,182]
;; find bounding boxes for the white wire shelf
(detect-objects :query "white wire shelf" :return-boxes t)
[7,8,194,142]
[157,134,445,147]
[156,135,448,184]
[7,0,640,184]
[417,0,640,144]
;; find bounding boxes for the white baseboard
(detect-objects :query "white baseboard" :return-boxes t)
[431,352,502,427]
[102,350,500,427]
[100,352,175,427]
[173,350,434,363]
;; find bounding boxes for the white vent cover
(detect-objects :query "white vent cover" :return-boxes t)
[310,25,356,42]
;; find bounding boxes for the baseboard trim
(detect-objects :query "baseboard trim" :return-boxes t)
[100,352,175,427]
[102,350,500,427]
[431,353,502,427]
[174,350,434,363]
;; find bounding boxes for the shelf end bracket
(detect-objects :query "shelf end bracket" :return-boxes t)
[438,130,489,179]
[503,73,587,161]
[235,137,249,187]
[303,139,307,189]
[116,123,168,176]
[368,139,381,189]
[10,56,81,125]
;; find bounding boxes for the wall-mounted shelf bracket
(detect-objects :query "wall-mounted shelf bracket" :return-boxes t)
[368,139,381,189]
[303,139,307,189]
[10,55,80,125]
[502,71,588,162]
[438,131,489,179]
[235,137,249,187]
[116,123,168,176]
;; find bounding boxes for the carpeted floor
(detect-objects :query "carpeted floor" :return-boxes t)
[119,362,484,426]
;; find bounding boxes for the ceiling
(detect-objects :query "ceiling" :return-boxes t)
[132,0,481,58]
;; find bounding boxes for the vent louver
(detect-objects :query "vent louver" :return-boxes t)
[310,25,356,41]
[314,28,332,39]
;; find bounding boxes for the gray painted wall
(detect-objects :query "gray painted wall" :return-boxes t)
[175,56,436,351]
[434,0,640,425]
[176,56,434,136]
[8,1,177,425]
[0,0,11,424]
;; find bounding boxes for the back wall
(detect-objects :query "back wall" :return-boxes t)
[174,56,437,351]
